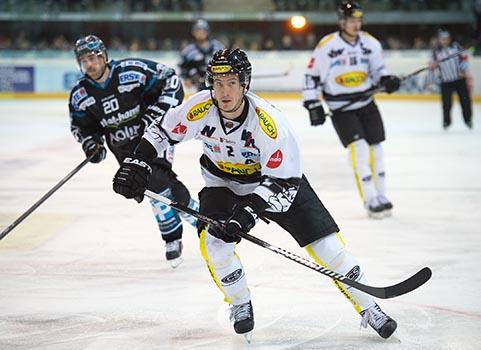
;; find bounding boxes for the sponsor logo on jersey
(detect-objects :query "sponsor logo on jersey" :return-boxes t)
[360,42,372,55]
[120,60,148,70]
[220,268,244,286]
[216,161,261,176]
[119,70,146,85]
[328,48,344,58]
[171,122,187,134]
[204,142,221,153]
[266,149,283,169]
[219,137,235,145]
[71,87,87,106]
[241,130,256,148]
[109,124,142,145]
[187,99,213,121]
[335,71,367,87]
[118,83,141,93]
[78,96,96,110]
[331,59,347,68]
[100,105,140,128]
[211,65,232,74]
[307,57,315,69]
[200,125,216,138]
[241,150,258,159]
[255,107,277,139]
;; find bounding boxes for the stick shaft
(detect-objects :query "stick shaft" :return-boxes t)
[0,153,95,240]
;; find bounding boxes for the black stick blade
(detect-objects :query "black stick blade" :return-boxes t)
[348,267,432,299]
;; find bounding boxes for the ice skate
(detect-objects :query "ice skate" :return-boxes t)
[377,195,393,217]
[360,303,397,339]
[165,239,183,268]
[229,301,254,342]
[364,197,384,219]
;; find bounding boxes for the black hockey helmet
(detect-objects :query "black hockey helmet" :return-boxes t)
[337,1,363,20]
[437,28,450,38]
[192,19,210,34]
[74,34,108,66]
[206,48,252,89]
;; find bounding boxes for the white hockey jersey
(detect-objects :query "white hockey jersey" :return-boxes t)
[302,31,388,111]
[144,90,303,212]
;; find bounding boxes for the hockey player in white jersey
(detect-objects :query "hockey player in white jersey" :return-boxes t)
[113,48,397,340]
[302,1,401,218]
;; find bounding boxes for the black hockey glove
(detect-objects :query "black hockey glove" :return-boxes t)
[142,105,165,129]
[113,156,152,203]
[210,195,268,243]
[303,100,326,126]
[82,135,106,163]
[379,75,401,94]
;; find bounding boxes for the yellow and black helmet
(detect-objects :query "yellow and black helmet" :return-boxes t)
[337,1,363,20]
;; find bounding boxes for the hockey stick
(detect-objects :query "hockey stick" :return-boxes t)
[144,189,432,299]
[254,63,292,79]
[401,48,471,81]
[325,85,382,117]
[0,150,98,241]
[324,47,472,118]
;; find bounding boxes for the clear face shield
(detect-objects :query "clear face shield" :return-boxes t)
[75,39,107,74]
[78,52,105,74]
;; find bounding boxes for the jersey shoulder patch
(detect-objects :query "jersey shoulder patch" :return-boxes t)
[69,84,91,110]
[187,98,214,121]
[316,34,335,49]
[118,58,149,71]
[361,31,379,44]
[255,106,278,139]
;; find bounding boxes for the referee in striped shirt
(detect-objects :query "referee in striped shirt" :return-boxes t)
[429,29,472,129]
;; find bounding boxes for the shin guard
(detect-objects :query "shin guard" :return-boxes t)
[306,233,375,313]
[200,228,250,305]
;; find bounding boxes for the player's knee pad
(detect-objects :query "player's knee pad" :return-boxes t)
[307,233,361,278]
[307,233,346,269]
[201,229,237,268]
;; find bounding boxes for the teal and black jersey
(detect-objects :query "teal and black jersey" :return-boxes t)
[68,58,183,162]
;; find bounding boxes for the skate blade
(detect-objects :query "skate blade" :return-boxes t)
[168,256,184,268]
[368,211,384,220]
[383,209,393,218]
[243,331,253,343]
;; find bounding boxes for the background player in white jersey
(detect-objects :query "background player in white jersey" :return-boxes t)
[302,1,401,218]
[69,35,198,267]
[179,19,225,91]
[112,48,398,340]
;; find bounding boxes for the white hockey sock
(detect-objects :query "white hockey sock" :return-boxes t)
[200,229,250,305]
[348,139,378,203]
[369,143,387,197]
[306,233,375,313]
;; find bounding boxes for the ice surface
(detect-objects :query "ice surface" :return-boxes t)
[1,98,480,349]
